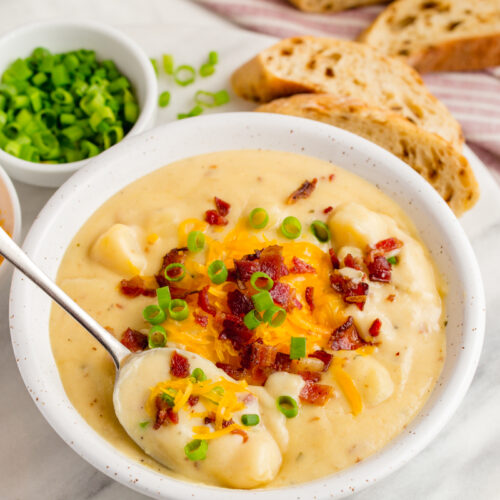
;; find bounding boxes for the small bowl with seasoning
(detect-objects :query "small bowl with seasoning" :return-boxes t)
[0,164,21,284]
[0,20,157,187]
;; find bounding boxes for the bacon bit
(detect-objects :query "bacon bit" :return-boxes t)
[367,255,391,283]
[343,253,361,270]
[205,209,228,226]
[269,281,294,310]
[386,294,396,302]
[227,289,254,316]
[299,370,322,383]
[204,413,216,424]
[369,318,382,337]
[167,407,179,424]
[375,237,403,253]
[290,256,316,274]
[170,351,190,378]
[194,312,208,327]
[198,285,217,316]
[234,258,260,282]
[120,275,157,298]
[259,245,289,280]
[299,381,333,406]
[323,206,333,214]
[308,349,333,371]
[214,196,231,217]
[330,316,367,351]
[328,174,335,181]
[286,178,317,204]
[241,339,277,370]
[215,362,244,380]
[219,315,254,349]
[330,271,369,311]
[187,395,199,407]
[231,428,249,443]
[329,248,340,270]
[153,396,178,429]
[155,247,188,287]
[120,328,148,352]
[305,286,315,311]
[274,352,292,372]
[293,297,303,310]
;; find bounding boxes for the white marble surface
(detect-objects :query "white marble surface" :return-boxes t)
[0,1,499,499]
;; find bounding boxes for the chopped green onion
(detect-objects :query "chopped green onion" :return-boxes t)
[207,260,228,285]
[143,304,166,325]
[281,216,302,239]
[199,63,215,77]
[158,91,171,108]
[213,386,224,396]
[250,271,274,292]
[51,88,73,105]
[241,414,259,426]
[208,51,219,65]
[107,76,129,93]
[177,105,203,120]
[148,325,167,348]
[161,391,176,407]
[252,290,274,313]
[150,58,159,75]
[163,54,174,75]
[289,337,306,360]
[387,256,397,265]
[174,65,196,86]
[191,368,207,382]
[243,309,263,330]
[156,286,171,310]
[187,230,205,252]
[263,305,287,328]
[164,263,186,282]
[61,125,84,142]
[277,395,299,418]
[194,89,230,108]
[60,113,76,126]
[184,439,208,461]
[168,299,189,321]
[310,220,330,243]
[51,64,70,86]
[249,208,269,229]
[214,90,230,106]
[139,421,149,429]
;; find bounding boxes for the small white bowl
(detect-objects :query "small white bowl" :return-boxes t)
[0,20,157,188]
[9,113,485,499]
[0,164,22,284]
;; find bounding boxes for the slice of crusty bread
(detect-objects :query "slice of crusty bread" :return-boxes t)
[287,0,385,13]
[257,94,479,215]
[231,36,464,150]
[359,0,500,72]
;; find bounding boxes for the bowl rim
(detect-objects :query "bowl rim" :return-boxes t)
[9,112,485,499]
[0,19,157,177]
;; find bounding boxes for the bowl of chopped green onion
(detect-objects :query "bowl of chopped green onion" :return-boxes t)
[0,20,157,187]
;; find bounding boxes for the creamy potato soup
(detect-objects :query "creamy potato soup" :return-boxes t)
[50,150,446,488]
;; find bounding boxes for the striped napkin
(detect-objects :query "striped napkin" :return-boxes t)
[196,0,500,178]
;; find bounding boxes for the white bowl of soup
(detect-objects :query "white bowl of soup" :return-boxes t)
[9,113,484,499]
[0,164,21,284]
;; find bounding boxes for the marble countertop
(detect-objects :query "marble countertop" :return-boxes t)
[0,1,499,499]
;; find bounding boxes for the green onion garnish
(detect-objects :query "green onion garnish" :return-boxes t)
[162,54,174,75]
[184,439,208,461]
[387,256,397,265]
[148,325,167,348]
[194,90,230,108]
[158,91,171,108]
[289,337,306,360]
[143,304,166,325]
[243,309,263,330]
[150,58,159,75]
[310,220,331,243]
[250,271,274,292]
[199,63,215,77]
[249,208,269,229]
[208,51,219,65]
[168,298,189,321]
[187,230,205,253]
[263,305,287,328]
[177,105,204,120]
[213,386,225,396]
[277,395,299,419]
[213,90,230,106]
[156,286,171,310]
[191,368,207,382]
[161,391,176,407]
[241,414,260,426]
[139,421,149,429]
[252,290,274,312]
[174,65,196,86]
[207,260,228,285]
[281,216,302,239]
[164,263,186,282]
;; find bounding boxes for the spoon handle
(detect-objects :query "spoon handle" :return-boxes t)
[0,227,130,369]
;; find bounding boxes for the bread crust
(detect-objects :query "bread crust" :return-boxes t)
[257,93,479,215]
[287,0,385,13]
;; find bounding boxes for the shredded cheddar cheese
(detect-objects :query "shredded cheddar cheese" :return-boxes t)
[333,364,363,416]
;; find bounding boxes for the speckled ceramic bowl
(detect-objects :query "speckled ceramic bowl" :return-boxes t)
[9,113,485,499]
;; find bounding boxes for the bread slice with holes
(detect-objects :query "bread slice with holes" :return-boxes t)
[359,0,500,72]
[231,36,464,149]
[287,0,386,13]
[257,94,478,215]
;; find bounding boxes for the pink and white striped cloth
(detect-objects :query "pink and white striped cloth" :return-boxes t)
[196,0,500,174]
